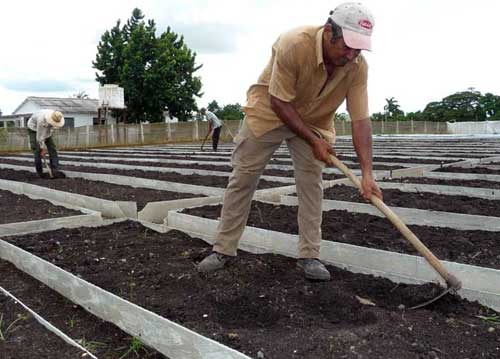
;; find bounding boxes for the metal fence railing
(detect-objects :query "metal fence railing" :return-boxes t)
[0,120,448,152]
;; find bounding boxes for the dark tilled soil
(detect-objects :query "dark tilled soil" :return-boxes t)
[328,155,454,166]
[385,176,500,189]
[435,166,500,175]
[0,293,85,359]
[0,189,81,225]
[323,184,500,217]
[182,202,500,269]
[3,221,500,359]
[0,259,165,358]
[0,159,287,189]
[0,168,202,210]
[53,156,343,180]
[371,157,458,164]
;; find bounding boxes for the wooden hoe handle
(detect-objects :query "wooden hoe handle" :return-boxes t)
[330,155,462,290]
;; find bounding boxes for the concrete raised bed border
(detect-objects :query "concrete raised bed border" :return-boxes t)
[0,219,251,359]
[0,286,97,358]
[0,179,102,237]
[280,196,500,231]
[165,211,500,313]
[0,177,135,219]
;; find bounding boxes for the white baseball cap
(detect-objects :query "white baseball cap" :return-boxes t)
[329,2,374,51]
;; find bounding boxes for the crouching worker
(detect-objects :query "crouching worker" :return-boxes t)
[27,109,66,178]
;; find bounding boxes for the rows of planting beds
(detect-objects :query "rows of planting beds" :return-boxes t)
[182,202,500,269]
[2,221,499,359]
[0,168,203,211]
[386,176,500,189]
[0,189,81,225]
[435,167,500,175]
[322,184,500,217]
[50,156,346,180]
[0,159,286,189]
[0,259,165,358]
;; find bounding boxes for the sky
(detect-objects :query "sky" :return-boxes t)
[1,0,499,116]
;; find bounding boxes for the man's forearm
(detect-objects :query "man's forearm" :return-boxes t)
[351,118,374,176]
[270,96,318,145]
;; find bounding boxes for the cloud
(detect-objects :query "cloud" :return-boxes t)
[2,80,75,93]
[172,23,242,54]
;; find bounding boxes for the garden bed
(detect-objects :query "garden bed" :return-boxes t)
[0,168,202,211]
[0,189,81,225]
[182,202,500,269]
[54,156,344,180]
[435,167,500,175]
[0,159,286,189]
[0,259,164,358]
[0,291,85,358]
[385,176,500,190]
[2,221,499,359]
[322,184,500,217]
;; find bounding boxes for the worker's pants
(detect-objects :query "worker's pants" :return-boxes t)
[212,126,222,151]
[28,129,59,174]
[213,119,325,258]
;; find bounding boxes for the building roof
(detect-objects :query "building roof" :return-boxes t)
[13,96,99,115]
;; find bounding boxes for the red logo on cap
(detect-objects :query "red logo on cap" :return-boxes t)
[358,19,373,30]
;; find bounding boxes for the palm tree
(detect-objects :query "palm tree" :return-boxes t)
[384,97,402,119]
[73,90,90,99]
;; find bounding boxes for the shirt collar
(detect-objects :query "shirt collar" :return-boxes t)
[315,27,324,67]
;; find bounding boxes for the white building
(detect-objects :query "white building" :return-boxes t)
[0,96,112,128]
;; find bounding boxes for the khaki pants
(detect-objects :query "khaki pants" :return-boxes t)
[213,119,325,258]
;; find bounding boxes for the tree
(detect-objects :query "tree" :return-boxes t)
[72,90,89,99]
[335,112,349,121]
[383,97,404,120]
[93,8,203,122]
[93,20,125,85]
[480,93,500,120]
[217,103,245,121]
[422,89,487,122]
[371,112,385,121]
[207,100,221,113]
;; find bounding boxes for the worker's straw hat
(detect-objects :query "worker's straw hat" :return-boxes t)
[46,111,65,128]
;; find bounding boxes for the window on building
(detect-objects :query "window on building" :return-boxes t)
[64,117,75,128]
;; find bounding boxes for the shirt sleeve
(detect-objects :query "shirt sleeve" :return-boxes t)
[346,58,370,121]
[268,37,299,102]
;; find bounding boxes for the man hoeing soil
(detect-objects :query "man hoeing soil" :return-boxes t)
[198,2,383,280]
[27,109,66,179]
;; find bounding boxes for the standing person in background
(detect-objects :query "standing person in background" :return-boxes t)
[201,108,223,151]
[27,109,65,178]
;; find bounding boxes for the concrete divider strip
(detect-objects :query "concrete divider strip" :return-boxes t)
[138,196,224,223]
[337,181,500,200]
[0,178,131,219]
[165,211,500,312]
[0,156,296,184]
[280,196,500,231]
[425,171,500,183]
[0,163,226,197]
[0,286,97,359]
[0,236,252,359]
[0,214,102,237]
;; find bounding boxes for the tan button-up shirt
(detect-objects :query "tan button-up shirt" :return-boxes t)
[243,26,369,143]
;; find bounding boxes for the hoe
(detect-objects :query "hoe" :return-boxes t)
[200,131,210,151]
[330,155,462,308]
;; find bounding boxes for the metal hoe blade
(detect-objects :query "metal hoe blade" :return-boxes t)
[409,286,456,310]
